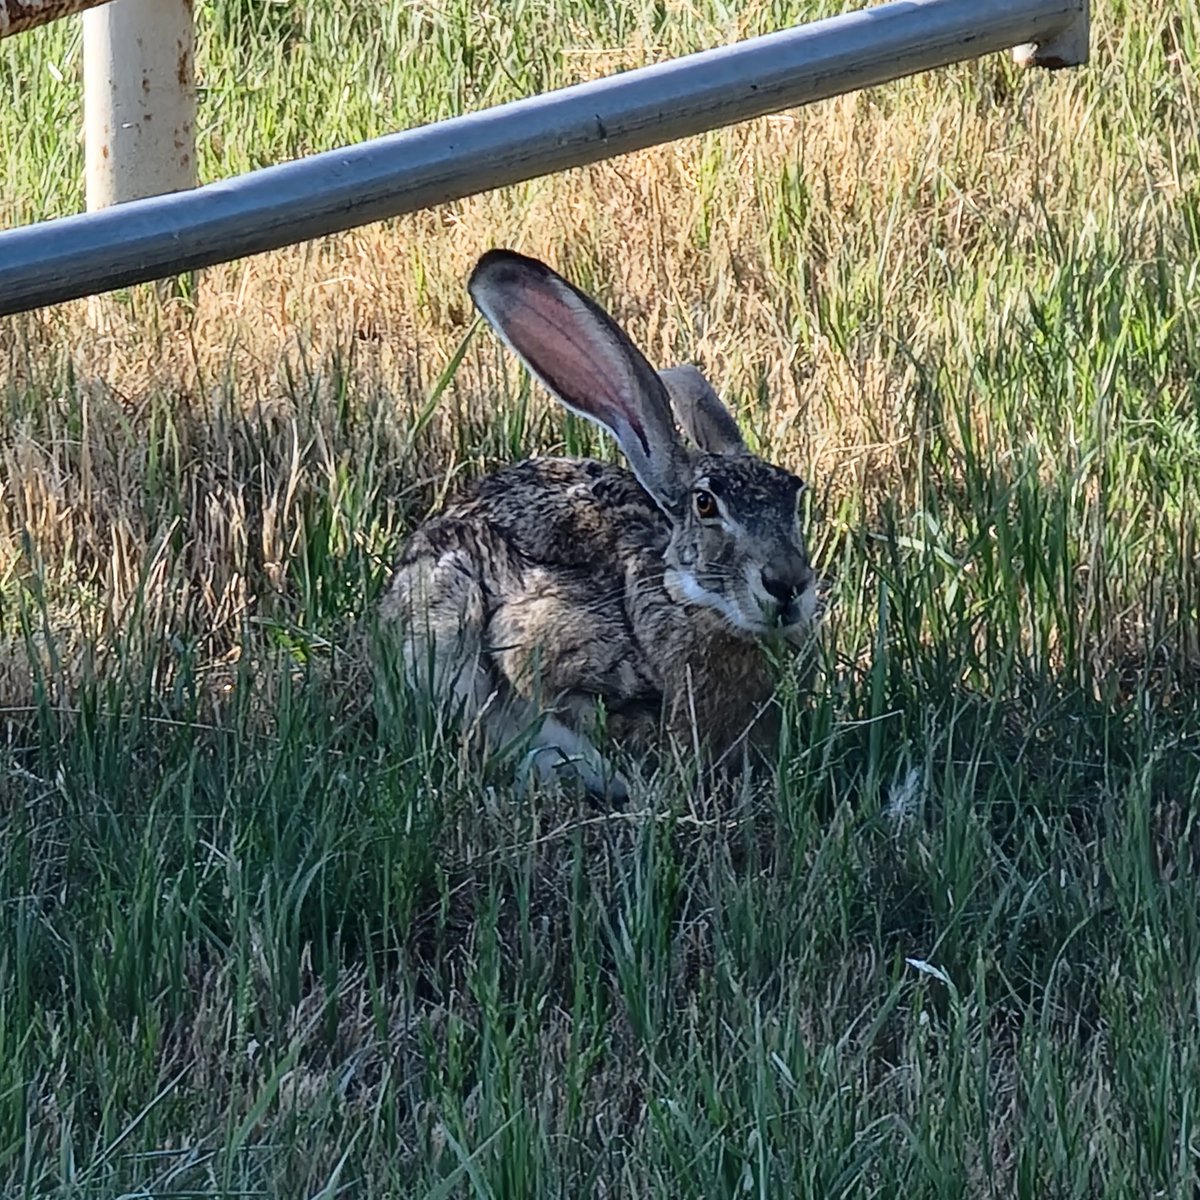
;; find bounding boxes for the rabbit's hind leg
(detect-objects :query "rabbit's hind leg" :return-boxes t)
[383,544,496,727]
[384,547,628,803]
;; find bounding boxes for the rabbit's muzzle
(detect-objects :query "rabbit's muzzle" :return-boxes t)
[757,562,816,632]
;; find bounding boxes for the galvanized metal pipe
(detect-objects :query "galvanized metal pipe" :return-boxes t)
[0,0,1087,316]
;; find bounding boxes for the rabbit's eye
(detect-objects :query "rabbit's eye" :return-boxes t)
[694,490,719,520]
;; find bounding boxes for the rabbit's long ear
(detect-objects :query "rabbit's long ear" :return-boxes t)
[658,365,747,455]
[469,249,690,514]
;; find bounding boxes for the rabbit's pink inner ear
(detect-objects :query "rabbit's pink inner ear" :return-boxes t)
[469,248,690,513]
[477,279,651,451]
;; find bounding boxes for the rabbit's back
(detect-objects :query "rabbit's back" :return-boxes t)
[441,457,669,571]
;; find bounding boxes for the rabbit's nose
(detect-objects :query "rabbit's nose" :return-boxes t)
[761,564,812,607]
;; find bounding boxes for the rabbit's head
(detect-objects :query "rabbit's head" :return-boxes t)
[654,366,814,642]
[469,249,815,644]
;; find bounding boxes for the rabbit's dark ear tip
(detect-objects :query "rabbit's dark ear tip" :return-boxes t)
[470,248,552,289]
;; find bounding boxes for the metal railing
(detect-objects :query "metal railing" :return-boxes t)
[0,0,1088,316]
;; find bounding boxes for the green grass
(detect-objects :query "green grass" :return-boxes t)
[3,0,1200,1196]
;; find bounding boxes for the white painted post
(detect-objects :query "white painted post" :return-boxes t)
[82,0,196,316]
[82,0,196,211]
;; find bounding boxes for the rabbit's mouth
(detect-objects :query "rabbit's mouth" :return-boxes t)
[771,585,820,644]
[748,595,814,641]
[743,560,817,639]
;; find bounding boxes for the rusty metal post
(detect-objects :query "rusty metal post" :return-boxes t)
[0,0,110,39]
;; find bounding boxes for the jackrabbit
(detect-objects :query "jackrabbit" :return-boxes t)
[381,249,816,802]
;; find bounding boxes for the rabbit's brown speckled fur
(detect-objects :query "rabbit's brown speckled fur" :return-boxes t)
[381,250,816,802]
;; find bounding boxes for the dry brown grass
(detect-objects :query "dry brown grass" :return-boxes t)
[5,44,1172,663]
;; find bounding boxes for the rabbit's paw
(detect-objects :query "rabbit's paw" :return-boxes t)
[519,716,630,807]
